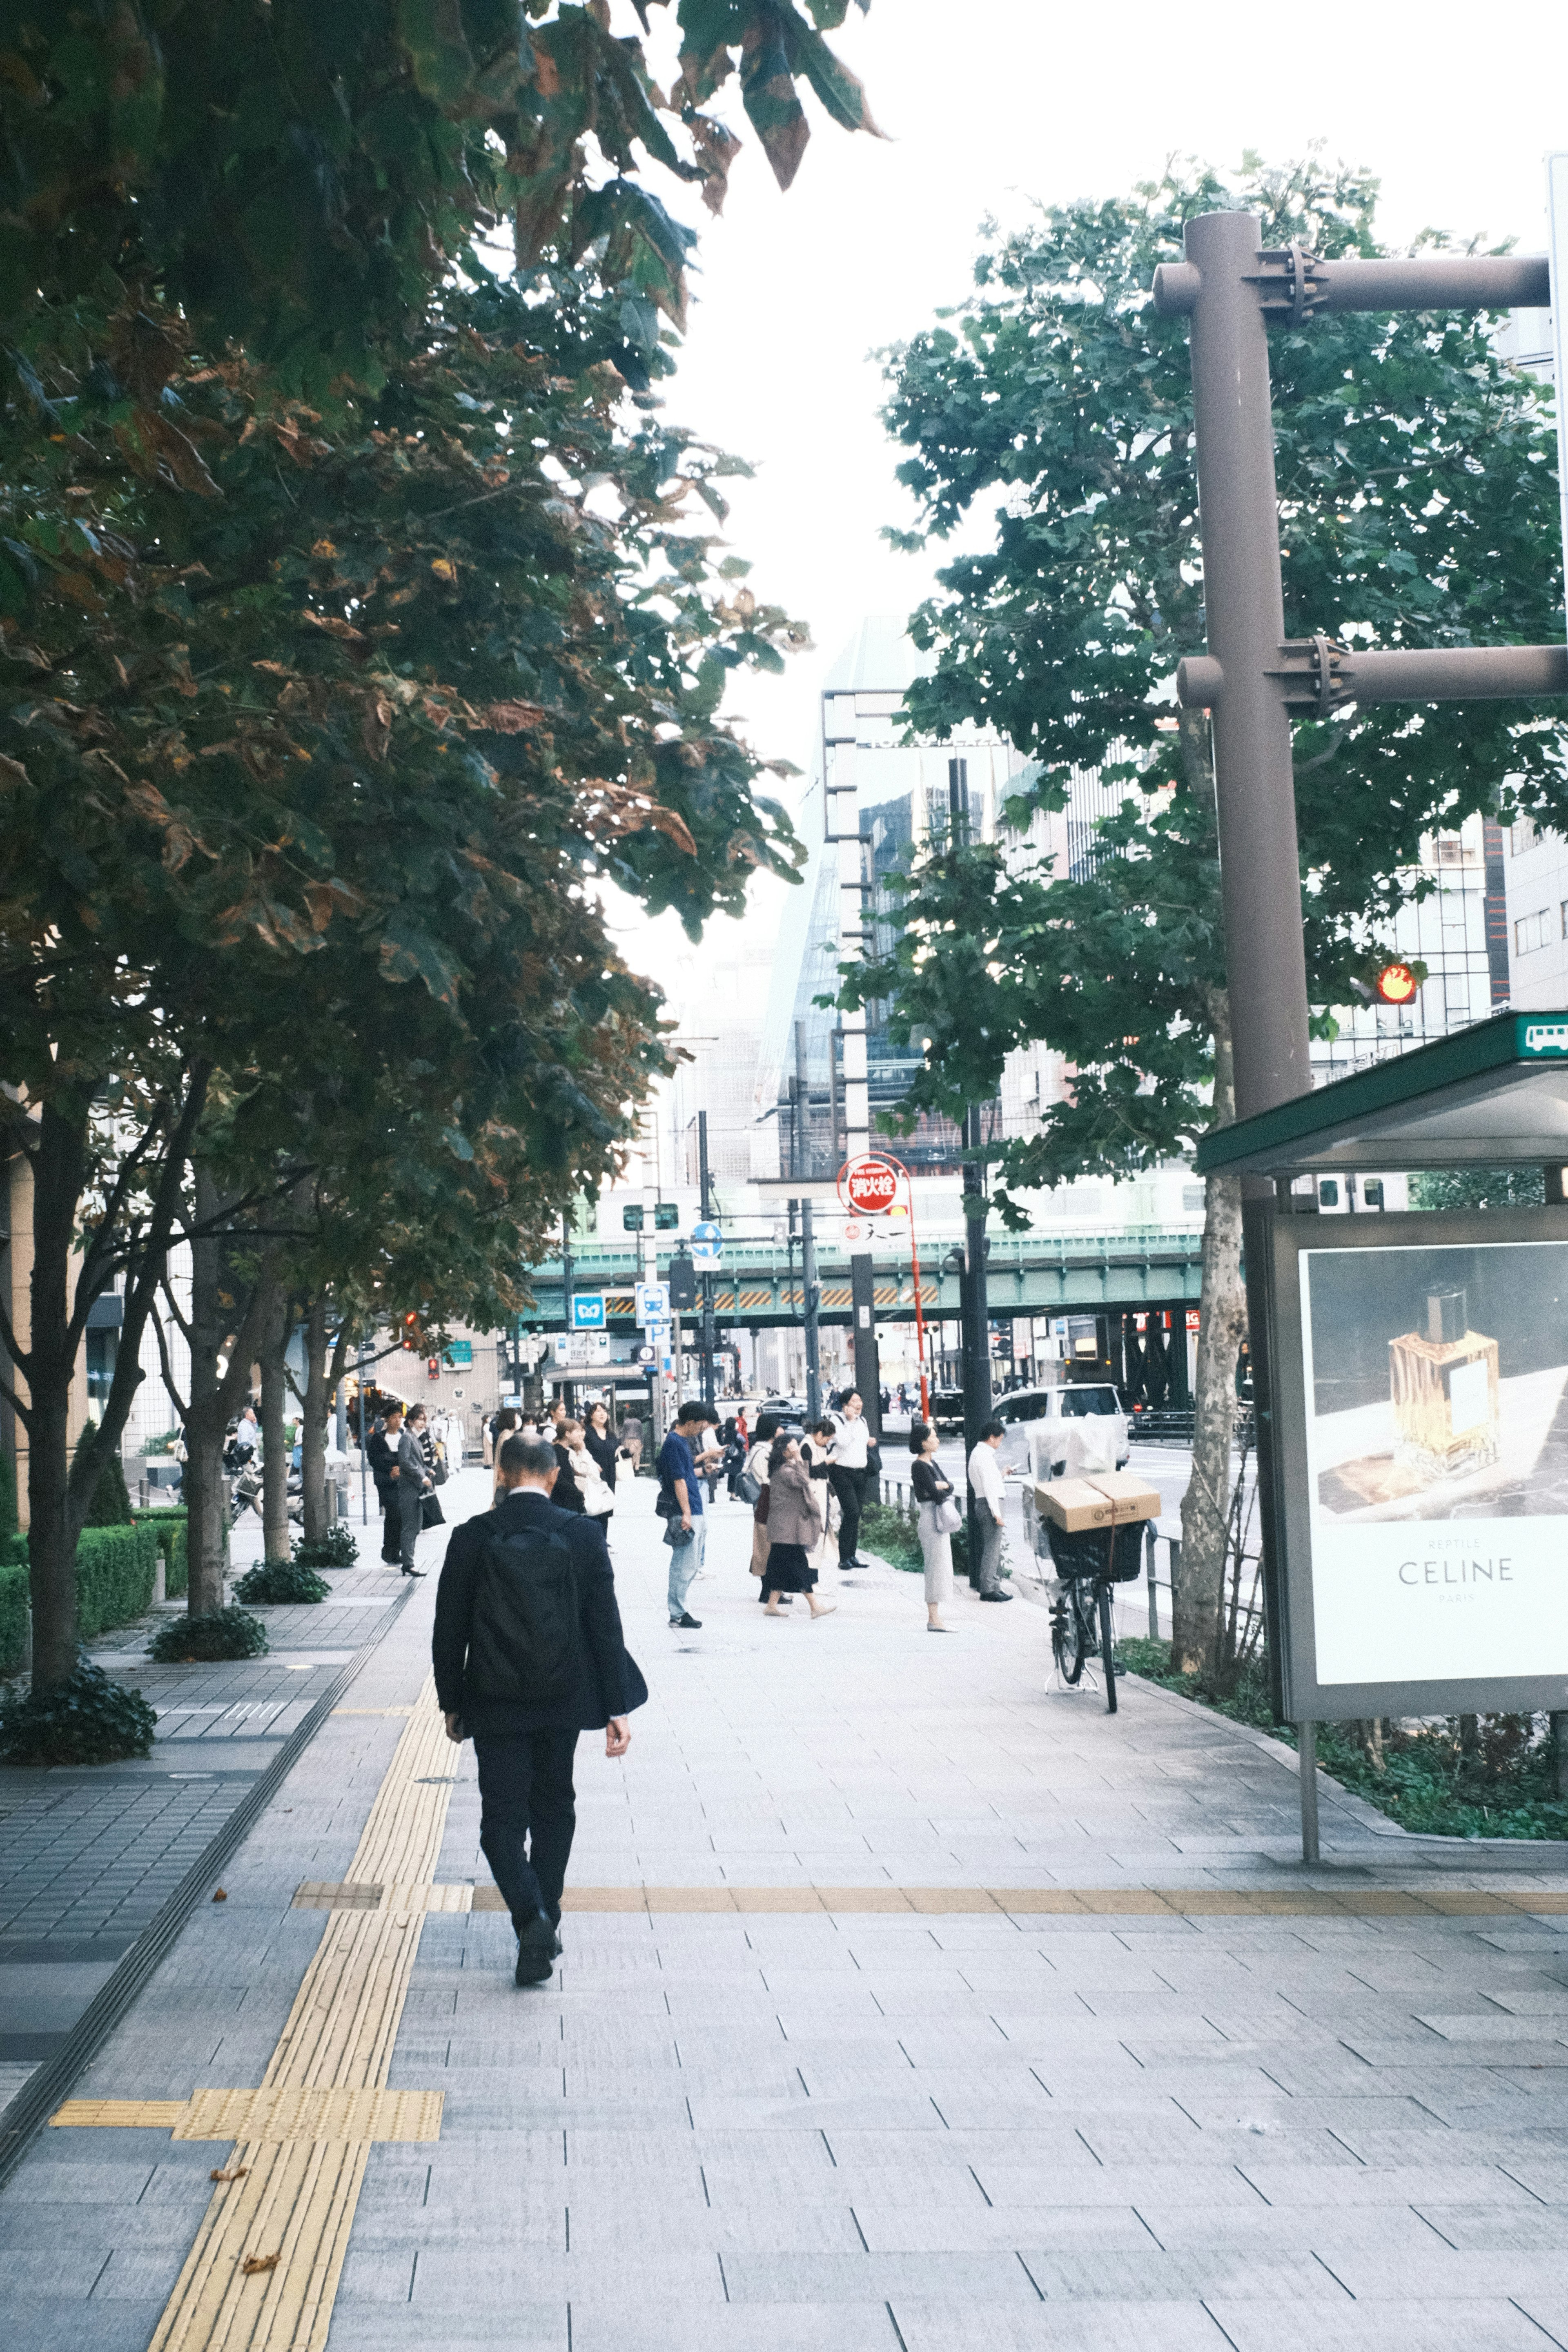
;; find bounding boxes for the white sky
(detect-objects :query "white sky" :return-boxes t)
[612,0,1568,992]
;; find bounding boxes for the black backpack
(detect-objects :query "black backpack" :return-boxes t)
[467,1517,582,1708]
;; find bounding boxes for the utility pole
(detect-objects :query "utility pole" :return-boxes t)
[641,1109,664,1450]
[1154,214,1564,1858]
[801,1198,821,1423]
[559,1208,574,1419]
[949,754,993,1579]
[698,1109,716,1408]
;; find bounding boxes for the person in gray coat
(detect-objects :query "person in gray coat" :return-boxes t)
[397,1403,435,1577]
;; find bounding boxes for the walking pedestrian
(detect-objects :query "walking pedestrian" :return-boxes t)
[801,1418,840,1585]
[367,1406,405,1565]
[397,1403,436,1577]
[656,1400,718,1630]
[490,1408,521,1500]
[745,1412,780,1601]
[760,1437,836,1619]
[617,1409,644,1477]
[552,1418,586,1514]
[584,1401,618,1529]
[433,1433,647,1986]
[909,1422,958,1631]
[967,1419,1012,1601]
[829,1389,871,1570]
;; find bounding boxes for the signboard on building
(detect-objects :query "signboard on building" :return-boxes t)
[570,1294,606,1331]
[443,1341,473,1368]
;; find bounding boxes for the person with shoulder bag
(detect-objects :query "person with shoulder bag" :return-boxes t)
[571,1419,613,1525]
[760,1437,836,1620]
[396,1404,437,1576]
[910,1421,961,1632]
[743,1412,779,1599]
[432,1434,647,1986]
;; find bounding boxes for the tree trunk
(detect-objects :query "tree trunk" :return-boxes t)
[184,1169,238,1616]
[1551,1710,1568,1798]
[23,1107,90,1689]
[258,1280,292,1565]
[300,1296,330,1543]
[1175,991,1250,1675]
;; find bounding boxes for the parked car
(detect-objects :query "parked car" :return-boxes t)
[992,1383,1130,1479]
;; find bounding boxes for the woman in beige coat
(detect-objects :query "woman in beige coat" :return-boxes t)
[761,1438,836,1619]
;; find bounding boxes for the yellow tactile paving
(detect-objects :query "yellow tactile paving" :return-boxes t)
[147,1678,456,2352]
[51,2100,189,2130]
[287,1876,1568,1921]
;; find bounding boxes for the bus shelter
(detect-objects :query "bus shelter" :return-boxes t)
[1195,1010,1568,1857]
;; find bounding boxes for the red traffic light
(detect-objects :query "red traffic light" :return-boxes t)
[1375,961,1418,1006]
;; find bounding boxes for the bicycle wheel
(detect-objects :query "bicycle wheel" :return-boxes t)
[1098,1581,1118,1715]
[1050,1591,1071,1682]
[1059,1579,1096,1684]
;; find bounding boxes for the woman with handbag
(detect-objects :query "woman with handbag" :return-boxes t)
[760,1437,836,1620]
[910,1421,960,1632]
[584,1400,618,1528]
[573,1418,615,1526]
[801,1418,839,1584]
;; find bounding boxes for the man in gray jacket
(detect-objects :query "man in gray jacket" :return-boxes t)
[397,1403,434,1577]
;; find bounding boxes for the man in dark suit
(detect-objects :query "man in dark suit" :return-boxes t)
[433,1433,645,1986]
[366,1407,403,1565]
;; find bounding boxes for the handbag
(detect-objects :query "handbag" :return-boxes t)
[735,1466,762,1508]
[865,1440,882,1479]
[932,1494,964,1537]
[432,1454,448,1486]
[421,1492,445,1528]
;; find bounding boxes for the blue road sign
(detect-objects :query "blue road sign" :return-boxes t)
[691,1219,724,1270]
[570,1293,607,1330]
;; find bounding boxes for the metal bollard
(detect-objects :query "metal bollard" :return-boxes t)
[1145,1523,1159,1639]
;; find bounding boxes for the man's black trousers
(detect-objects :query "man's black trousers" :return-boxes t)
[830,1466,865,1566]
[473,1727,579,1931]
[376,1486,400,1563]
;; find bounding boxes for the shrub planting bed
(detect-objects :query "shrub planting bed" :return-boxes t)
[1117,1636,1568,1841]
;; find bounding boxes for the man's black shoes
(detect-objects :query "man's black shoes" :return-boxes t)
[979,1590,1013,1603]
[669,1611,701,1629]
[514,1909,556,1986]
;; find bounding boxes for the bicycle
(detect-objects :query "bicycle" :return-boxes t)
[1044,1519,1142,1715]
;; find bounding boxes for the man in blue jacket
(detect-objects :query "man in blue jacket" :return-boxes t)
[433,1434,646,1986]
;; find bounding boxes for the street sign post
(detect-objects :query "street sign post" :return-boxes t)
[836,1150,932,1418]
[690,1219,723,1270]
[570,1294,606,1331]
[1548,152,1568,640]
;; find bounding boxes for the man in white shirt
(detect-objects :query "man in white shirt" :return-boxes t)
[829,1389,872,1569]
[966,1420,1012,1601]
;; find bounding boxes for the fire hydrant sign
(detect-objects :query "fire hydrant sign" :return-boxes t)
[1284,1229,1568,1709]
[838,1154,900,1216]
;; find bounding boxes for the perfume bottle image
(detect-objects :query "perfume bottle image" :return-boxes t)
[1388,1285,1501,1474]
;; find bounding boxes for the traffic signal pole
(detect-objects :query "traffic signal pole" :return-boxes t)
[801,1198,821,1424]
[1154,216,1564,1860]
[698,1109,717,1408]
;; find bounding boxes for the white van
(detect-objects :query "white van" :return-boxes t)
[992,1383,1130,1481]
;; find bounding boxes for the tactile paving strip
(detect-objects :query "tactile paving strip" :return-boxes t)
[146,1679,456,2351]
[52,2089,442,2143]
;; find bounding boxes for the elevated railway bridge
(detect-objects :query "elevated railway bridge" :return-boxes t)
[519,1229,1205,1405]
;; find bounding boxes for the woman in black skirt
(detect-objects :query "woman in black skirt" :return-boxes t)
[761,1437,837,1619]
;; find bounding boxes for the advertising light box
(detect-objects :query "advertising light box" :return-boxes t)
[1270,1207,1568,1720]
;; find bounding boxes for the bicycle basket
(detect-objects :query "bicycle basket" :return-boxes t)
[1043,1518,1144,1583]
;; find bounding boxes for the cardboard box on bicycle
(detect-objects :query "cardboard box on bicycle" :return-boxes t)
[1036,1472,1160,1533]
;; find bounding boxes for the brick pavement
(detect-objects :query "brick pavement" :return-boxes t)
[8,1467,1568,2349]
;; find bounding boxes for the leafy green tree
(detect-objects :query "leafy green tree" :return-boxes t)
[846,156,1566,1672]
[0,1,883,1688]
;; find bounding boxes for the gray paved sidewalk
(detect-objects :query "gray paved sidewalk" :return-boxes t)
[8,1467,1568,2350]
[0,1508,413,2124]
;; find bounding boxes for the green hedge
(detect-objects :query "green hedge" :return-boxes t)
[0,1522,161,1677]
[0,1561,27,1678]
[135,1510,188,1598]
[76,1523,159,1639]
